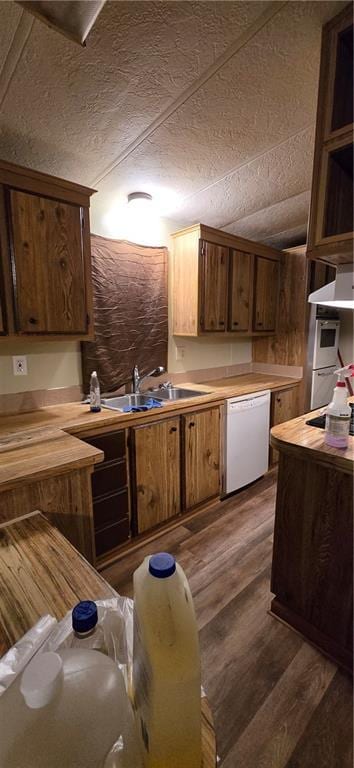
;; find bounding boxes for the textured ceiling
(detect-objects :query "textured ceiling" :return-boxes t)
[0,0,346,247]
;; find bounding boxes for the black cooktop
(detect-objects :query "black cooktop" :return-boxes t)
[306,404,354,436]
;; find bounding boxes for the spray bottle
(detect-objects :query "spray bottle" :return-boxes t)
[324,365,353,448]
[89,371,101,413]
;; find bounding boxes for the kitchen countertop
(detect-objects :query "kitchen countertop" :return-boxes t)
[0,511,216,765]
[271,403,354,473]
[0,373,300,491]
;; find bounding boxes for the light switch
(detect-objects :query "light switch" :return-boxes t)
[176,347,185,361]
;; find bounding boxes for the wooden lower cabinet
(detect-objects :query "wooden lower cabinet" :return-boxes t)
[270,386,300,465]
[183,408,221,511]
[132,417,181,534]
[271,451,353,671]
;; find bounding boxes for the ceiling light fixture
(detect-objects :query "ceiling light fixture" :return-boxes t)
[127,192,152,204]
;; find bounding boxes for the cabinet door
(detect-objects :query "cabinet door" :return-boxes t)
[8,189,88,334]
[183,408,220,510]
[133,417,181,534]
[253,255,279,332]
[229,250,252,331]
[201,241,228,332]
[270,386,299,464]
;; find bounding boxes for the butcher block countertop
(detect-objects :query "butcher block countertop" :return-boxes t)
[0,512,216,766]
[0,373,300,491]
[271,404,354,474]
[0,429,104,492]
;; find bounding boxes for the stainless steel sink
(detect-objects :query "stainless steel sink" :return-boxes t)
[149,387,207,401]
[101,387,208,411]
[101,394,163,411]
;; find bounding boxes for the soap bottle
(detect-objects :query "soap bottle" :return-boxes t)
[325,375,351,449]
[90,370,101,412]
[132,552,202,768]
[70,600,106,653]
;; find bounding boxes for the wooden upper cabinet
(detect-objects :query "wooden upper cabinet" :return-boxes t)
[229,250,252,332]
[253,255,279,332]
[200,240,228,332]
[9,191,88,334]
[172,224,281,338]
[183,407,220,511]
[307,4,353,265]
[0,159,95,340]
[132,417,181,534]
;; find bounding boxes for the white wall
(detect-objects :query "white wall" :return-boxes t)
[0,341,82,395]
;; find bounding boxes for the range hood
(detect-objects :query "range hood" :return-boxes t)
[308,264,354,309]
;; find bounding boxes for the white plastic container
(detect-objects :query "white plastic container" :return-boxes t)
[133,553,202,768]
[325,380,351,448]
[0,648,137,768]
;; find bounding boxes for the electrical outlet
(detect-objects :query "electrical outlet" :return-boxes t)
[176,347,185,361]
[13,356,28,376]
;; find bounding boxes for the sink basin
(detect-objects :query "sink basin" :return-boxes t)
[149,387,207,401]
[101,394,163,411]
[101,388,207,411]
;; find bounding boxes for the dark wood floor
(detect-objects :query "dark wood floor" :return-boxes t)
[102,470,353,767]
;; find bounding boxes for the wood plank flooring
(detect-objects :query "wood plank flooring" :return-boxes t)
[101,470,353,767]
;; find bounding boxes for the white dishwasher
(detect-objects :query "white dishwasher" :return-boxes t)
[225,390,271,494]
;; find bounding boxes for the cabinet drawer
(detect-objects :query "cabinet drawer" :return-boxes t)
[93,489,129,530]
[95,517,130,557]
[92,460,127,498]
[84,430,126,462]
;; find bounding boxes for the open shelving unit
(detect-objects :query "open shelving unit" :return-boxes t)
[307,4,353,265]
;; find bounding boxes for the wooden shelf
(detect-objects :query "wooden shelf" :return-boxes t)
[330,23,353,134]
[324,141,353,239]
[307,4,354,265]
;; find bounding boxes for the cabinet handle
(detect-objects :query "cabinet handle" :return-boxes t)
[277,397,281,404]
[233,321,239,326]
[170,426,177,433]
[188,422,195,428]
[28,317,37,325]
[219,321,225,326]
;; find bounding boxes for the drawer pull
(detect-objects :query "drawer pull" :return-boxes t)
[170,426,177,433]
[188,421,195,428]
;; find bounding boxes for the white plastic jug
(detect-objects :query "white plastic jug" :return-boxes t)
[133,553,202,768]
[0,648,141,768]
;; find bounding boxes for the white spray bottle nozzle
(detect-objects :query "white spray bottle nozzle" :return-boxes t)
[334,364,354,379]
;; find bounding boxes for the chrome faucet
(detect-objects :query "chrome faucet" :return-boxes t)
[132,365,165,394]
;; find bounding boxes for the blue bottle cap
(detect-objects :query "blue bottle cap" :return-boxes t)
[72,600,98,633]
[149,553,176,579]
